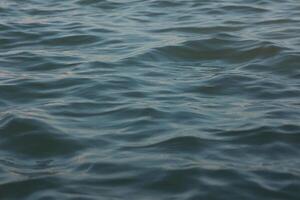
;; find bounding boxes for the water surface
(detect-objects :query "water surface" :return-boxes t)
[0,0,300,199]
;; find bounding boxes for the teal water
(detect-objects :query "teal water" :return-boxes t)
[1,0,300,199]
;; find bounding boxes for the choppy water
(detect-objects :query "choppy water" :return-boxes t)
[1,0,300,199]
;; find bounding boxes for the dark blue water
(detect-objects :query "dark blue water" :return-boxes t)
[1,0,300,199]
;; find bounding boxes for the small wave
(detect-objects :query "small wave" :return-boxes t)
[136,38,285,63]
[0,177,59,199]
[123,136,216,153]
[76,0,124,9]
[42,34,100,46]
[0,114,86,158]
[214,125,300,145]
[220,5,269,13]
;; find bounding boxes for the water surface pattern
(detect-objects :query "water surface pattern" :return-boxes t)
[1,0,300,199]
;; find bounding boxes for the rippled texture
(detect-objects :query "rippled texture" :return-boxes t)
[1,0,300,199]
